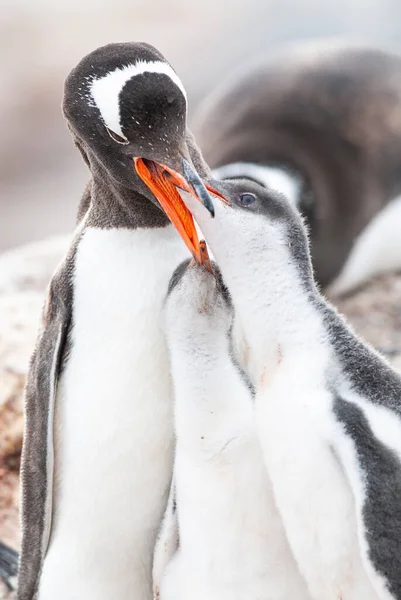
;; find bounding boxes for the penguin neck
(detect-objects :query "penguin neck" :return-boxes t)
[82,153,170,230]
[230,259,327,383]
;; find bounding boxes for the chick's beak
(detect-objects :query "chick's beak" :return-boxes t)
[134,156,224,264]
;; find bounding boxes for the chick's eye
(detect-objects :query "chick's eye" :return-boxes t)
[239,193,257,207]
[106,127,129,145]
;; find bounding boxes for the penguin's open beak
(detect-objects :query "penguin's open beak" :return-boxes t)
[134,157,222,264]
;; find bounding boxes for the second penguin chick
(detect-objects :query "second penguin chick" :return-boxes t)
[154,259,310,600]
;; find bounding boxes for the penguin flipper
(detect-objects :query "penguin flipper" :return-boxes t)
[18,255,74,600]
[333,394,401,600]
[0,540,18,592]
[152,477,179,599]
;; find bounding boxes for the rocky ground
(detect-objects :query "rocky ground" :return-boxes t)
[0,236,400,598]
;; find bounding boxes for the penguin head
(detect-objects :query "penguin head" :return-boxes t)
[163,258,233,348]
[63,42,218,262]
[63,42,190,185]
[178,178,316,303]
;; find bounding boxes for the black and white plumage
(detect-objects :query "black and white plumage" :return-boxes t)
[18,42,215,600]
[193,42,401,294]
[178,179,401,600]
[153,259,310,600]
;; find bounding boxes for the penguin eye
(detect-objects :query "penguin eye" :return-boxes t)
[106,127,129,145]
[239,193,257,207]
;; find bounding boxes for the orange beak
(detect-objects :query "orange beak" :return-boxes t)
[134,157,225,264]
[199,240,213,272]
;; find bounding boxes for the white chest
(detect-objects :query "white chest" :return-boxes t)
[39,226,188,600]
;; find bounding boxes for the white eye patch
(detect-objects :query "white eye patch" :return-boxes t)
[90,60,187,139]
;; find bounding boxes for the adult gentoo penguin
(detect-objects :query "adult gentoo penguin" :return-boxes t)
[178,179,401,600]
[193,42,401,294]
[18,42,218,600]
[153,255,310,600]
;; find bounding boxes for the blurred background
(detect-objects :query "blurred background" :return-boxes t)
[2,0,401,252]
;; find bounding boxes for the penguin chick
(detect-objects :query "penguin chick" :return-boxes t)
[179,178,401,600]
[154,259,310,600]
